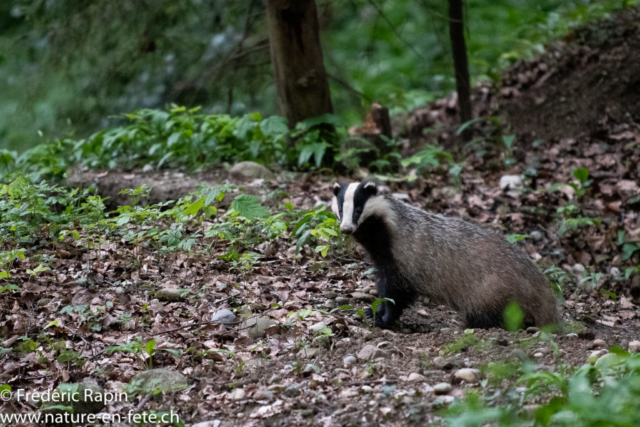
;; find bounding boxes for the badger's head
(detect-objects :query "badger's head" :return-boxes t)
[332,181,380,235]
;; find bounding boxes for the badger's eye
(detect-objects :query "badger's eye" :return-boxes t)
[355,207,362,215]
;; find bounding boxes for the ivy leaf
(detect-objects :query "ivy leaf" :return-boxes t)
[230,195,269,220]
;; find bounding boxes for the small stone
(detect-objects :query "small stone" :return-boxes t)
[228,388,245,400]
[566,333,578,339]
[433,383,452,395]
[369,289,378,296]
[309,322,327,333]
[230,161,275,181]
[358,344,390,361]
[156,288,187,302]
[407,373,425,382]
[432,357,446,368]
[114,287,125,295]
[343,355,357,366]
[336,297,350,305]
[361,385,373,393]
[351,292,374,302]
[142,164,154,173]
[533,352,544,358]
[499,175,523,191]
[242,317,277,339]
[452,368,480,384]
[589,339,606,349]
[526,326,539,334]
[588,349,607,362]
[432,395,455,408]
[382,330,397,339]
[253,389,274,401]
[37,298,52,307]
[417,309,429,317]
[297,348,320,359]
[283,384,300,397]
[572,263,586,275]
[530,231,543,241]
[41,379,105,415]
[629,341,640,353]
[211,309,236,325]
[131,368,188,393]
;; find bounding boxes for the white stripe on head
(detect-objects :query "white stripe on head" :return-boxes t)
[360,195,396,229]
[340,183,359,232]
[331,196,339,218]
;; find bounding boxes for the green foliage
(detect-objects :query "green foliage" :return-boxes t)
[370,297,395,327]
[401,144,453,174]
[503,302,524,331]
[443,329,481,355]
[506,234,530,244]
[445,348,640,426]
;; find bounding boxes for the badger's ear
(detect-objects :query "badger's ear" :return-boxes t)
[363,181,378,196]
[332,182,341,197]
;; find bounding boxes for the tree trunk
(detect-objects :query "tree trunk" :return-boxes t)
[264,0,333,129]
[448,0,473,142]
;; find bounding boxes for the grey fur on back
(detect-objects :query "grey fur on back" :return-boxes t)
[375,194,558,327]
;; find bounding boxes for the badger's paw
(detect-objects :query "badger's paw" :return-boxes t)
[364,307,389,328]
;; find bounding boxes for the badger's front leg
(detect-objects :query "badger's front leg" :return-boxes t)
[364,272,409,328]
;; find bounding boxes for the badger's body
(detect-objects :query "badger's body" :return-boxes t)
[332,181,558,329]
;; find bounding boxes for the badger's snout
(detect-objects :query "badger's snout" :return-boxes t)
[340,224,355,235]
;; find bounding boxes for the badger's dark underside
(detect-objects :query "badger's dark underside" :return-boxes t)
[355,215,533,330]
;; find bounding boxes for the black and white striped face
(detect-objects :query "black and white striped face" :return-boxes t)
[332,181,379,234]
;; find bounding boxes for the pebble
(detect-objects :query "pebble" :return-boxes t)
[452,368,480,384]
[211,309,236,325]
[628,341,640,353]
[572,263,586,275]
[407,373,425,382]
[432,395,455,408]
[335,297,350,305]
[589,339,606,349]
[588,350,607,361]
[284,384,300,397]
[530,230,543,241]
[533,352,544,358]
[357,345,390,361]
[499,175,523,191]
[351,292,374,302]
[566,333,578,339]
[228,388,245,400]
[361,385,373,393]
[297,348,319,359]
[343,355,357,366]
[526,326,539,334]
[369,289,378,296]
[253,389,274,401]
[433,383,452,395]
[309,322,327,333]
[114,287,125,295]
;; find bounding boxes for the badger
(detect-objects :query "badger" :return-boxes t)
[332,181,558,329]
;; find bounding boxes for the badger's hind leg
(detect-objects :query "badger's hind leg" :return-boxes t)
[465,312,502,329]
[465,309,536,330]
[365,271,414,328]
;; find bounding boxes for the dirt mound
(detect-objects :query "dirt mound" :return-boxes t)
[503,7,640,141]
[403,6,640,146]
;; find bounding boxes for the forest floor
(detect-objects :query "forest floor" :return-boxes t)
[2,7,640,427]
